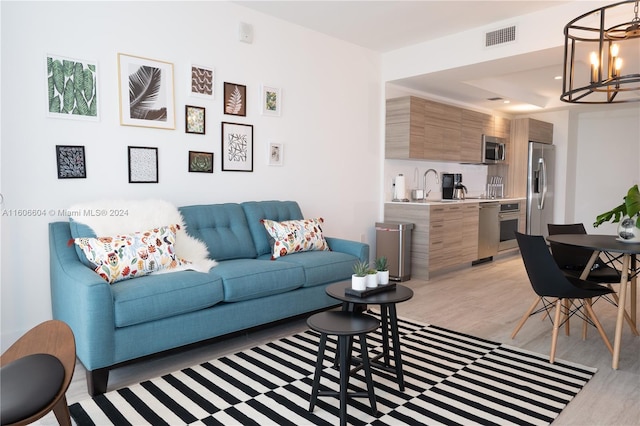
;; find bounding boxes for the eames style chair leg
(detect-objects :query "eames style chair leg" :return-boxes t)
[548,298,612,363]
[583,300,613,354]
[511,297,542,339]
[550,300,563,364]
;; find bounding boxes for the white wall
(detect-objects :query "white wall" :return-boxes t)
[571,105,640,234]
[0,1,382,346]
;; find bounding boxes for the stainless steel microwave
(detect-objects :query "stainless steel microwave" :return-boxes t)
[482,135,506,164]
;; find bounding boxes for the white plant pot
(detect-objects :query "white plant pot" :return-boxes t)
[352,275,367,291]
[366,273,378,288]
[378,270,390,285]
[617,216,640,243]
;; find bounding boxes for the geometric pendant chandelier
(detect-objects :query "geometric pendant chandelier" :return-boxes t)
[561,0,640,104]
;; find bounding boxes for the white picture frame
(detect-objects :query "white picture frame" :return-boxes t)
[268,142,283,166]
[118,53,175,130]
[46,54,99,121]
[260,85,281,116]
[189,63,214,100]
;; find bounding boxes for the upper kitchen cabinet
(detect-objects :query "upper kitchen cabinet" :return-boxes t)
[386,96,426,159]
[386,96,510,163]
[493,116,511,140]
[424,100,462,161]
[527,119,553,144]
[461,109,492,163]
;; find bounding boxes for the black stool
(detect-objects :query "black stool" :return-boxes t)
[307,311,379,426]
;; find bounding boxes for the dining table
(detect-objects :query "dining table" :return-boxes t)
[546,234,639,369]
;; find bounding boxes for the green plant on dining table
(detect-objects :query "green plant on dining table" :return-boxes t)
[593,184,640,229]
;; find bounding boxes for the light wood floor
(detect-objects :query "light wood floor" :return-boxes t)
[38,252,640,425]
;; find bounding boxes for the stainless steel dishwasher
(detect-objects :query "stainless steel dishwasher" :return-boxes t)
[475,202,500,263]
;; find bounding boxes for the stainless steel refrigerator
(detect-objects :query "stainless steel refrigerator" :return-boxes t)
[526,142,555,236]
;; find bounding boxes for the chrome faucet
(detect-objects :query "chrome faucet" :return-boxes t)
[423,169,440,199]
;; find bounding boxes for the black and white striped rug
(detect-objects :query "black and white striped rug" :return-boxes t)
[70,313,596,425]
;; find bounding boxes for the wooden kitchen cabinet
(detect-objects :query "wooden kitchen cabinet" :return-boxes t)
[383,202,479,280]
[508,118,554,197]
[460,110,492,163]
[424,100,461,161]
[429,203,479,275]
[429,205,462,271]
[461,203,480,261]
[493,116,511,140]
[385,97,426,159]
[386,96,510,163]
[528,119,553,144]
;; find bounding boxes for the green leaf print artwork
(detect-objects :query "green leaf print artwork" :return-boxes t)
[47,54,98,120]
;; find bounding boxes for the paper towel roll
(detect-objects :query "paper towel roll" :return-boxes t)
[394,174,406,201]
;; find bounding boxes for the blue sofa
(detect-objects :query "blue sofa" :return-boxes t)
[49,200,368,395]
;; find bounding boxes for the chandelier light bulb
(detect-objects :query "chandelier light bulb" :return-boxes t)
[610,43,620,57]
[590,52,599,83]
[615,57,623,76]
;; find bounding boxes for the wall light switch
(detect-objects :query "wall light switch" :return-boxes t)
[239,22,253,44]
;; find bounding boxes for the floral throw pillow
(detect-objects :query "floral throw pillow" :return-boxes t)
[74,224,190,284]
[261,218,330,259]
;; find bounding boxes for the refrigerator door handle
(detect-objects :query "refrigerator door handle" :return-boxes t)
[539,157,547,210]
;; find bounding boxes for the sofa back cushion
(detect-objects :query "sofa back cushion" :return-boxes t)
[241,201,304,257]
[179,203,257,260]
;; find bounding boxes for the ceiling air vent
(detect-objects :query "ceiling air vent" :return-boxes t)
[485,25,516,47]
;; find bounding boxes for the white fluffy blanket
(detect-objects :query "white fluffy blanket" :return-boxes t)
[68,199,217,273]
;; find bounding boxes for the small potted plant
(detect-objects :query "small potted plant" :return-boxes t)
[366,266,379,288]
[375,256,390,285]
[594,184,640,243]
[352,260,368,291]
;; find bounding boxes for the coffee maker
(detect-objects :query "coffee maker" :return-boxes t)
[442,173,462,199]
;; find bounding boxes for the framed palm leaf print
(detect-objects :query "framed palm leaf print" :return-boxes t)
[223,82,246,116]
[118,53,175,129]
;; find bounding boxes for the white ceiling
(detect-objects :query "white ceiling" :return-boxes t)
[236,1,639,114]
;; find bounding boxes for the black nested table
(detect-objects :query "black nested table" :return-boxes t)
[547,234,640,369]
[307,311,379,426]
[326,281,414,390]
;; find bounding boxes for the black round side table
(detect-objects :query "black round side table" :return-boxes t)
[326,281,414,391]
[307,310,379,426]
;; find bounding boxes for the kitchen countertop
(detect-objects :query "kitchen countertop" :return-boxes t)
[386,197,525,206]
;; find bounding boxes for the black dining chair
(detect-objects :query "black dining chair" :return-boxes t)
[547,223,621,284]
[511,232,614,363]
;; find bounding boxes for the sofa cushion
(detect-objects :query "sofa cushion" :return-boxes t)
[257,250,359,288]
[212,259,305,302]
[179,204,257,261]
[74,225,188,284]
[261,218,330,259]
[111,270,224,327]
[241,201,304,257]
[69,218,97,268]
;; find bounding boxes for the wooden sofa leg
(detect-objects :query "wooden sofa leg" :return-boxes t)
[86,368,109,396]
